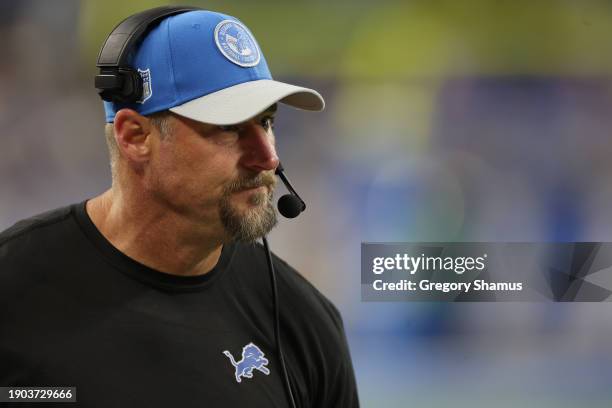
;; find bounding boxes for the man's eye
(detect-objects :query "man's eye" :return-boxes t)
[261,116,275,131]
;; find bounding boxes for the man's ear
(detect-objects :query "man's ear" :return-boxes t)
[113,109,153,164]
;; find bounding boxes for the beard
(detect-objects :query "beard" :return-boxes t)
[218,171,278,243]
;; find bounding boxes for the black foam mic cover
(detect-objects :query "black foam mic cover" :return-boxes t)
[277,194,304,219]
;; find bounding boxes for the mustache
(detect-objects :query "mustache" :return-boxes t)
[224,171,277,194]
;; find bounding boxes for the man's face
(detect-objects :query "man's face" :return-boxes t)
[145,105,279,243]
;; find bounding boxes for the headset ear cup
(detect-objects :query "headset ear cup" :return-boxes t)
[95,68,144,103]
[128,69,144,103]
[118,68,144,103]
[95,69,124,102]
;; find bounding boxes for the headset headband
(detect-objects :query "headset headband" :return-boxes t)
[95,6,202,102]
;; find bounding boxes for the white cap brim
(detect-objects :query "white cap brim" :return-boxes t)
[169,79,325,125]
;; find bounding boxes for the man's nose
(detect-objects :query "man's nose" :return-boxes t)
[239,123,280,172]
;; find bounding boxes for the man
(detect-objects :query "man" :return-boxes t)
[0,8,359,408]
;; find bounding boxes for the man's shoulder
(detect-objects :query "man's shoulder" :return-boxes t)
[0,204,80,292]
[0,204,76,250]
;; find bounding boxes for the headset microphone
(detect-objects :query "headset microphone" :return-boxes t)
[275,163,306,219]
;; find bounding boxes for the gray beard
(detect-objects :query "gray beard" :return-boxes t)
[219,189,278,243]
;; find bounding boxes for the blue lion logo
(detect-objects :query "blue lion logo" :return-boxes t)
[223,342,270,383]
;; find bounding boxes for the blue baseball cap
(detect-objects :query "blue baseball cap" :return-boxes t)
[103,10,325,124]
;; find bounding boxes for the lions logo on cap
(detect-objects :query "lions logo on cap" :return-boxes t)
[214,20,261,67]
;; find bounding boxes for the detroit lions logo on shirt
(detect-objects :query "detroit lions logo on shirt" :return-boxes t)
[223,342,270,383]
[214,20,261,67]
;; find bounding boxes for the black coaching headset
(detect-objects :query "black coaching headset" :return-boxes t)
[95,6,307,408]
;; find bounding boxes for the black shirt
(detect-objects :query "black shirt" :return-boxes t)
[0,202,359,407]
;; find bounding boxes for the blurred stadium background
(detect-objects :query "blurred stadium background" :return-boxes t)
[2,1,612,406]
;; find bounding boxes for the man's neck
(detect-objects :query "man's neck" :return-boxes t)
[86,189,224,277]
